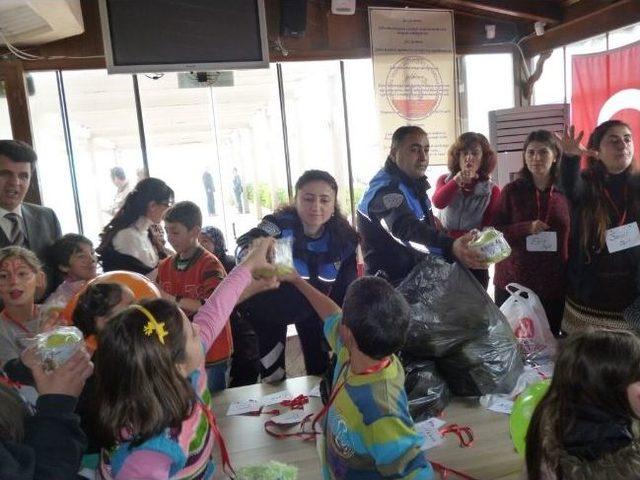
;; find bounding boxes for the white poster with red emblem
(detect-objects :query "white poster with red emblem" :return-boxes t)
[572,41,640,165]
[369,7,457,165]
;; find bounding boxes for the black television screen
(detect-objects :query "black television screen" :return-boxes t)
[98,0,269,73]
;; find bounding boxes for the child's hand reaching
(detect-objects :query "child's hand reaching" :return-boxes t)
[278,268,303,286]
[40,308,65,332]
[238,277,280,304]
[241,237,277,278]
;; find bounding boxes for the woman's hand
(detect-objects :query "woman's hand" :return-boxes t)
[554,126,599,158]
[530,220,550,235]
[454,169,478,186]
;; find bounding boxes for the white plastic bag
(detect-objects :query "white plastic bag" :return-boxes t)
[499,283,556,362]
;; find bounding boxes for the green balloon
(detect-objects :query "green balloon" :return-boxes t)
[509,379,551,457]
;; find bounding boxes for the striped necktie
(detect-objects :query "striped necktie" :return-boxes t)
[4,213,25,246]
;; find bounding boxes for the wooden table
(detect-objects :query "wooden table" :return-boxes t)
[211,376,523,480]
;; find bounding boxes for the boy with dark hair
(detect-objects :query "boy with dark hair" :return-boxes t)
[287,274,433,479]
[157,200,232,391]
[43,233,97,310]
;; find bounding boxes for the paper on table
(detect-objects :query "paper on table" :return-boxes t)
[226,399,260,416]
[270,409,308,425]
[487,398,514,415]
[308,383,321,397]
[415,417,446,450]
[261,390,293,407]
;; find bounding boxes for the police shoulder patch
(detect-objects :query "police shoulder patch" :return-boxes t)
[257,219,281,237]
[382,193,405,209]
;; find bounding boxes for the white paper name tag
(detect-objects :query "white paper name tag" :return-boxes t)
[526,231,558,252]
[260,390,292,407]
[486,398,514,415]
[270,409,308,425]
[415,417,446,450]
[606,222,640,253]
[226,399,260,416]
[308,384,321,398]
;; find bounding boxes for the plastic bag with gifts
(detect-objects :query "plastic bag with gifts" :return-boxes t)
[499,283,556,363]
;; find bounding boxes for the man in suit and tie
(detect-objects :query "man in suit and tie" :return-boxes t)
[0,140,62,265]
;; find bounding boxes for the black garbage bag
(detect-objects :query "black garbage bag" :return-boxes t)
[437,323,523,396]
[402,356,451,421]
[398,255,488,357]
[398,255,523,396]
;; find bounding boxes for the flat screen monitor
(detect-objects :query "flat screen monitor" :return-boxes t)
[98,0,269,74]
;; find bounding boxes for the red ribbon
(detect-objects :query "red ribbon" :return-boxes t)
[439,424,474,448]
[280,394,309,410]
[430,460,481,480]
[535,186,556,225]
[603,184,628,227]
[200,400,236,478]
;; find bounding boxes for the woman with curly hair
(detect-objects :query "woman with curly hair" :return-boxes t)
[432,132,501,287]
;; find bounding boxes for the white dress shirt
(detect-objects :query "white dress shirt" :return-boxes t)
[112,216,159,269]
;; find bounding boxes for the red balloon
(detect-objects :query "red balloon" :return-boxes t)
[61,270,161,323]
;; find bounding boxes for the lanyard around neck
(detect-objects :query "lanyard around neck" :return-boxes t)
[2,307,36,335]
[535,186,555,224]
[603,184,629,227]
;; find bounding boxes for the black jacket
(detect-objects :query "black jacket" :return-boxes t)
[357,159,454,286]
[0,394,87,480]
[236,210,358,322]
[561,155,640,311]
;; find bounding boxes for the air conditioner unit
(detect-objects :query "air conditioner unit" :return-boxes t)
[0,0,84,46]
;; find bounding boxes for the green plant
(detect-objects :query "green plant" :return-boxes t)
[245,184,255,202]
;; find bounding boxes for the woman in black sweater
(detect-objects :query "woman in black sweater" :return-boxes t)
[558,121,639,333]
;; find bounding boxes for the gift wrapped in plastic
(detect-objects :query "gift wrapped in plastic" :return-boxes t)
[253,236,296,277]
[398,255,523,397]
[402,356,451,421]
[31,326,84,371]
[468,227,511,264]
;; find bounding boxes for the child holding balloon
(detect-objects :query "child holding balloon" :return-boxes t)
[525,330,640,479]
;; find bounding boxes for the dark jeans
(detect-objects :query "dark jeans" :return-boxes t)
[228,311,260,387]
[241,284,331,382]
[494,287,565,337]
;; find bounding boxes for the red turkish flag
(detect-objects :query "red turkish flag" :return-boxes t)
[571,41,640,166]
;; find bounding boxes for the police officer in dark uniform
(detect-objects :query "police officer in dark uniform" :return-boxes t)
[358,125,486,285]
[236,170,358,382]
